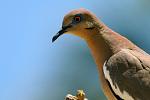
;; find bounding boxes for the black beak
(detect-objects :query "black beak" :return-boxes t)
[52,25,72,42]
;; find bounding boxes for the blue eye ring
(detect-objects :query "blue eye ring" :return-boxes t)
[74,16,81,22]
[73,14,82,23]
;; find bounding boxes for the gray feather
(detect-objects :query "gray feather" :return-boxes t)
[105,49,150,100]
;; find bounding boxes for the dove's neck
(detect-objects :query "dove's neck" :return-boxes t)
[86,24,135,70]
[86,33,112,70]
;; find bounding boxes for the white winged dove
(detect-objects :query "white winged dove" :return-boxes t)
[52,8,150,100]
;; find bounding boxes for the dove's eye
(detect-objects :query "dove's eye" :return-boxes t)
[74,16,81,22]
[73,14,82,23]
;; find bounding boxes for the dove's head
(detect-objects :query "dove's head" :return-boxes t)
[52,8,102,42]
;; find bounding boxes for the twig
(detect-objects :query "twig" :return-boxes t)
[65,90,88,100]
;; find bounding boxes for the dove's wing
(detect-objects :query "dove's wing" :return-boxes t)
[103,49,150,100]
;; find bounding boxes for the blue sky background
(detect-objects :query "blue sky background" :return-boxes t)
[0,0,150,100]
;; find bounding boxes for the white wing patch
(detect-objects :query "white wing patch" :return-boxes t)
[103,61,134,100]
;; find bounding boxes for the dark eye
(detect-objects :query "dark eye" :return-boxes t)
[74,16,81,22]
